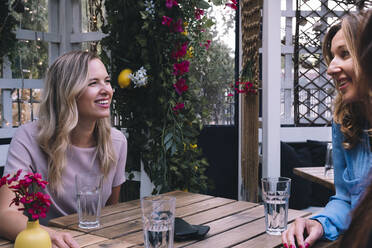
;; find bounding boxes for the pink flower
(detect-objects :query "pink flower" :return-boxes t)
[234,81,257,94]
[172,42,188,59]
[173,102,185,113]
[173,19,184,33]
[173,78,188,95]
[162,16,173,27]
[0,174,9,187]
[225,0,237,10]
[0,169,51,221]
[166,0,178,8]
[173,61,190,76]
[204,40,211,49]
[195,8,204,20]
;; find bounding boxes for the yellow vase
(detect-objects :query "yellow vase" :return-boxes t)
[14,220,52,248]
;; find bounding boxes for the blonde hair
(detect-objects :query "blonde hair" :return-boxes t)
[37,51,116,192]
[322,13,366,149]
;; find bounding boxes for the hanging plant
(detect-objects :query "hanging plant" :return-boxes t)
[101,0,236,193]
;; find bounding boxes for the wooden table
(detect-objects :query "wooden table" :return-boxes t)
[0,191,336,247]
[293,167,335,191]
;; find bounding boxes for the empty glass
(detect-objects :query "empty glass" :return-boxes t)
[75,174,103,229]
[324,143,333,178]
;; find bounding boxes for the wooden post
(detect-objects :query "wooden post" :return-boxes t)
[240,0,261,202]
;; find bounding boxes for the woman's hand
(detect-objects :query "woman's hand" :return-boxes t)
[48,229,80,248]
[282,218,324,248]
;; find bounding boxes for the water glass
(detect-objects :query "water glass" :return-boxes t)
[141,196,176,248]
[261,177,291,235]
[324,142,333,177]
[75,174,103,229]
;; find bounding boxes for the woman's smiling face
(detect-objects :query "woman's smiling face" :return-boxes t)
[76,58,113,122]
[326,29,358,104]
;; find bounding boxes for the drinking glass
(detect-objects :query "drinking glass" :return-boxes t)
[324,142,333,178]
[141,196,176,248]
[75,174,103,229]
[261,177,291,235]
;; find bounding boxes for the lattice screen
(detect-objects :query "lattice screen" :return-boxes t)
[292,0,371,126]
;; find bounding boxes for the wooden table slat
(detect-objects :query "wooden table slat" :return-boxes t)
[183,208,310,248]
[75,234,108,248]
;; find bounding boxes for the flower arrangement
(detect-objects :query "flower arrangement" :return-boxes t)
[0,169,51,221]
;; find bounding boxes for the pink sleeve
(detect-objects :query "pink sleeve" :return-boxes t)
[112,133,127,187]
[4,125,35,177]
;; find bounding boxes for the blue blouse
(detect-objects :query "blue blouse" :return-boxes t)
[311,122,372,240]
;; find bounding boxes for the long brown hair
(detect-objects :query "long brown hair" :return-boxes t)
[322,14,366,149]
[37,51,117,192]
[357,9,372,124]
[337,10,372,248]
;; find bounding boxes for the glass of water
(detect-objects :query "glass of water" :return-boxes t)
[75,174,103,229]
[141,195,176,248]
[261,177,291,235]
[324,142,333,178]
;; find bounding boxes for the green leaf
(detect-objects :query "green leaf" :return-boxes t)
[196,0,211,9]
[164,132,173,144]
[171,144,177,155]
[212,0,224,5]
[139,11,147,20]
[165,140,173,151]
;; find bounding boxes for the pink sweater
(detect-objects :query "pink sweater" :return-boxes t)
[4,121,127,225]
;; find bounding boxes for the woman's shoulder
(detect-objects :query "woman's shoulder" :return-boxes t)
[13,121,39,139]
[110,127,127,145]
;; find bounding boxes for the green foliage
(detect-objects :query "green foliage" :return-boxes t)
[4,0,49,79]
[189,41,235,124]
[102,0,232,193]
[0,0,18,62]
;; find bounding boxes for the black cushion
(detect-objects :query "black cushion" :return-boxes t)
[281,142,313,209]
[281,140,331,209]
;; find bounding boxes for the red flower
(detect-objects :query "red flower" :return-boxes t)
[173,18,184,33]
[225,0,237,10]
[0,169,51,221]
[234,81,257,94]
[172,42,188,59]
[173,102,185,113]
[204,40,211,49]
[162,16,173,27]
[173,78,188,95]
[166,0,178,8]
[173,61,190,76]
[0,174,9,187]
[195,8,204,20]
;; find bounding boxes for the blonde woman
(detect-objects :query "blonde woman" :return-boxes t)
[282,11,371,248]
[0,51,127,248]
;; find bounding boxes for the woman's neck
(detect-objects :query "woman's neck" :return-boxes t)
[70,120,97,148]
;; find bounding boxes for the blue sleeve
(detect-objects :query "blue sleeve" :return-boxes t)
[310,122,351,240]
